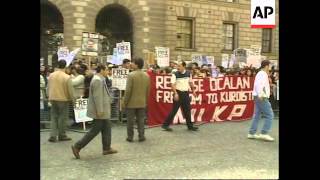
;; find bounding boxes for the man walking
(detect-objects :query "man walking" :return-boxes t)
[47,60,74,142]
[71,64,117,159]
[123,58,150,142]
[248,60,275,141]
[162,61,198,131]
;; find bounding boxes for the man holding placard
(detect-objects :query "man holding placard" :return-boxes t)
[72,64,117,159]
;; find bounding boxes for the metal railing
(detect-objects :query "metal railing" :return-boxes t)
[40,87,126,130]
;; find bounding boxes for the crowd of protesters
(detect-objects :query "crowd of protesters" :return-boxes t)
[146,61,279,107]
[40,58,279,125]
[147,61,279,79]
[40,57,279,158]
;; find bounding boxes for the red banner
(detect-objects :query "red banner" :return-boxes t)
[147,73,255,126]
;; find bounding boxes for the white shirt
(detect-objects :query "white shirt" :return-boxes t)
[171,70,192,92]
[253,70,270,98]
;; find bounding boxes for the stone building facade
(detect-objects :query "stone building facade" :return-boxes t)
[42,0,279,66]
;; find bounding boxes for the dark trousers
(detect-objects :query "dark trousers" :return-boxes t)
[126,108,145,140]
[75,119,112,151]
[163,90,193,128]
[50,101,69,137]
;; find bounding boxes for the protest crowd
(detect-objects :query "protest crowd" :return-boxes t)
[40,57,279,158]
[41,58,279,116]
[147,62,278,106]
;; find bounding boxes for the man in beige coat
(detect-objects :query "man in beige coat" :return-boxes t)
[48,60,75,142]
[124,58,150,142]
[72,64,117,159]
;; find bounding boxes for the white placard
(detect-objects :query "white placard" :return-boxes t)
[155,47,170,67]
[221,54,230,68]
[74,98,93,123]
[112,68,130,90]
[234,48,247,57]
[246,55,262,68]
[229,54,236,68]
[116,42,131,61]
[239,62,247,68]
[206,56,214,65]
[112,48,121,65]
[58,47,69,61]
[234,48,247,64]
[107,55,113,63]
[65,48,81,66]
[191,54,203,66]
[81,32,99,57]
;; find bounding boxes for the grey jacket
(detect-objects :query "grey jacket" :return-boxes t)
[87,74,111,120]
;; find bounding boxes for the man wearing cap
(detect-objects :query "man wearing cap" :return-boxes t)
[248,60,275,141]
[162,61,199,131]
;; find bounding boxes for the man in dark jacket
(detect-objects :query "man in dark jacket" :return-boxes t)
[123,58,150,142]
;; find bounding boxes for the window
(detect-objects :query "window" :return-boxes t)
[177,17,194,49]
[262,29,272,53]
[223,23,236,50]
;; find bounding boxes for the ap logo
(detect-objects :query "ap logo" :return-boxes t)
[251,0,276,28]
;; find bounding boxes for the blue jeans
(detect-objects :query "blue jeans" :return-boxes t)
[249,97,274,135]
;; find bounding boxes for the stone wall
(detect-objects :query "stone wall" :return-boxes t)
[164,0,279,64]
[46,0,279,65]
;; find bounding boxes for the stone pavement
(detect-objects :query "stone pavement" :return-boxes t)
[41,119,279,179]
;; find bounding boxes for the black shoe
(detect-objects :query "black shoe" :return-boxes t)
[162,125,173,131]
[48,136,57,142]
[103,148,118,155]
[188,126,199,131]
[71,145,80,159]
[126,138,133,142]
[139,137,146,142]
[59,136,72,141]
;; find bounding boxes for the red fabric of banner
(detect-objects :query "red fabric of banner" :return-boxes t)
[147,73,255,126]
